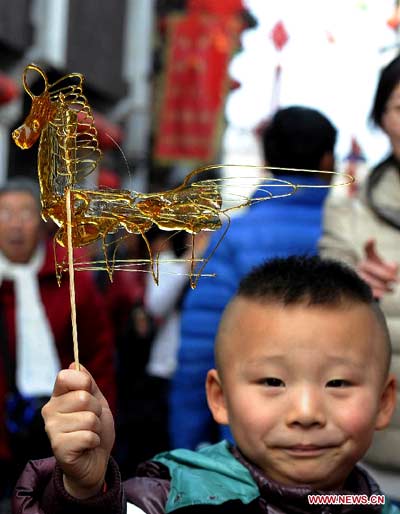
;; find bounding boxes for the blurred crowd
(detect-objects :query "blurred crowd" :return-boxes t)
[2,53,400,513]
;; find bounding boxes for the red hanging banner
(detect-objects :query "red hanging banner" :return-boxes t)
[188,0,244,16]
[154,13,242,163]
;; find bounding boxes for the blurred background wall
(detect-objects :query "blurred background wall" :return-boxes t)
[0,0,399,193]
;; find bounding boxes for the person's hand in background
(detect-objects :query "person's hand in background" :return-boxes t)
[357,239,398,299]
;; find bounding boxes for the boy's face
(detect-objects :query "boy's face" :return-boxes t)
[206,298,396,491]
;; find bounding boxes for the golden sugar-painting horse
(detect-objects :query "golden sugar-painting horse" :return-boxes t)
[11,64,228,284]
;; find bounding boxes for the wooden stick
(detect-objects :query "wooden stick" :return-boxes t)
[66,187,80,370]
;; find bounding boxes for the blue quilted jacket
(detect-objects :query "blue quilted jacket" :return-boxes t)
[169,175,330,449]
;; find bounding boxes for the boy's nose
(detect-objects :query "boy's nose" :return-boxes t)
[285,386,326,428]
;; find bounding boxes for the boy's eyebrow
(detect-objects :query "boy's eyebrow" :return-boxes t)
[243,354,366,370]
[323,356,364,367]
[243,355,288,366]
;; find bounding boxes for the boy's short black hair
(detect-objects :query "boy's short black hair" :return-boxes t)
[261,106,337,174]
[237,255,391,374]
[370,55,400,128]
[238,255,373,306]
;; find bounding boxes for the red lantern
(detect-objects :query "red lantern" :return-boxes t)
[0,73,19,105]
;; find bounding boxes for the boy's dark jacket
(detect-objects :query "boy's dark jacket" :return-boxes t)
[13,441,399,514]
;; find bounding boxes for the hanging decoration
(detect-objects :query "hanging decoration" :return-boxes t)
[270,20,289,52]
[269,20,289,114]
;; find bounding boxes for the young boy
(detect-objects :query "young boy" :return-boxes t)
[14,256,399,513]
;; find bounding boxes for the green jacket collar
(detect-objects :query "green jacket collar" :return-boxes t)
[153,440,259,512]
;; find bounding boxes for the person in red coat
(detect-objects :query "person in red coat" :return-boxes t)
[0,177,116,510]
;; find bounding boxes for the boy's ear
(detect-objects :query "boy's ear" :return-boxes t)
[206,369,229,426]
[375,374,397,431]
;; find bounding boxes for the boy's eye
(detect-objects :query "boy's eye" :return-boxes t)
[261,377,285,387]
[326,379,351,388]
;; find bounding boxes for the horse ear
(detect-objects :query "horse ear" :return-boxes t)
[23,64,49,99]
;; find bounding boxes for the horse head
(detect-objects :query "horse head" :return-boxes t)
[12,64,56,149]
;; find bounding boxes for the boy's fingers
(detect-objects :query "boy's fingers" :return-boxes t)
[44,390,103,417]
[52,430,101,457]
[67,363,109,407]
[46,411,102,435]
[53,369,93,398]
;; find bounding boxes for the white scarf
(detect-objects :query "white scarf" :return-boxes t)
[0,245,61,396]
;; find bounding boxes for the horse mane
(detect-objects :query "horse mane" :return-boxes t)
[45,71,102,185]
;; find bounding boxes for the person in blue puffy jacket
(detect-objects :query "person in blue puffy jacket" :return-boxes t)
[169,105,338,449]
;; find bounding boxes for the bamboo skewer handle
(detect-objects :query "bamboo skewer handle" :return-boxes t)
[66,187,80,370]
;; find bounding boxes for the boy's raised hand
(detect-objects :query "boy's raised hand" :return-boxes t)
[41,364,115,499]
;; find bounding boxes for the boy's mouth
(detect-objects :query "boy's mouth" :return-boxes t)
[282,444,336,457]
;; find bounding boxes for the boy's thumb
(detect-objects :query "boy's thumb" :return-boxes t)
[67,362,108,405]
